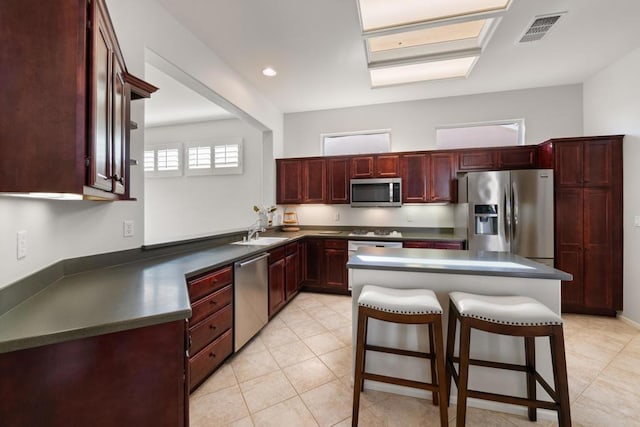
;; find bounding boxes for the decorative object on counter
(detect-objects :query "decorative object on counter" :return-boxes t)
[281,207,300,232]
[253,205,277,227]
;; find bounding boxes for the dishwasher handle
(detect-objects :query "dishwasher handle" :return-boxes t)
[236,253,270,268]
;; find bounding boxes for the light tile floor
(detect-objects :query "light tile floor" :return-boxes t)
[190,292,640,426]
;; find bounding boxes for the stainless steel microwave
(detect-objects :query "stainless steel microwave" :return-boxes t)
[350,178,402,207]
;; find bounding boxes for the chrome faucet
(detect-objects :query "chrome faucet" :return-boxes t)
[247,221,265,241]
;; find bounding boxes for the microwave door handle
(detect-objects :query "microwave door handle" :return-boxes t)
[389,183,393,202]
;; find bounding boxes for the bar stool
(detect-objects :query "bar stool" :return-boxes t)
[445,292,571,427]
[352,285,448,427]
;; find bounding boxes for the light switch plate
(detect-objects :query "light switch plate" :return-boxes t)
[635,216,640,227]
[123,220,135,237]
[17,230,27,259]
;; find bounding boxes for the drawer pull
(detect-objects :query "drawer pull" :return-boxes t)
[209,352,216,358]
[210,300,217,305]
[209,324,217,330]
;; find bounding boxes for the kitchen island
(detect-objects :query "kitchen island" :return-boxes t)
[347,247,572,418]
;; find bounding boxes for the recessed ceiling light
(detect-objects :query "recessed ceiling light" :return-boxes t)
[369,56,478,87]
[262,67,277,77]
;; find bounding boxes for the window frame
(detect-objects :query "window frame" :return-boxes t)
[320,129,392,156]
[144,142,183,178]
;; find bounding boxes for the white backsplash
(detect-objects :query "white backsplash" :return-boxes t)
[276,204,456,228]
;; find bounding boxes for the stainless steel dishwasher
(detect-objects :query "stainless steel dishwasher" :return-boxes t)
[234,252,269,352]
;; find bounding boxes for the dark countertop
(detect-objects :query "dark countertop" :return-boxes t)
[0,228,465,354]
[347,247,572,280]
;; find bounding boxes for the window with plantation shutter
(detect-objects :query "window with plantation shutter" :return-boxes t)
[214,144,239,168]
[144,143,183,177]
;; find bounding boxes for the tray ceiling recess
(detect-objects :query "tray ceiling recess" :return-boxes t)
[356,0,512,87]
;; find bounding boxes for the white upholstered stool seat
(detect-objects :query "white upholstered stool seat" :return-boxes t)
[449,292,562,326]
[358,285,442,315]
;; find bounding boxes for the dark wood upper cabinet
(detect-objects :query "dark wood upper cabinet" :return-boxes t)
[327,157,350,204]
[430,152,456,202]
[276,159,303,204]
[401,153,428,203]
[351,154,399,178]
[303,158,326,203]
[555,142,583,186]
[376,154,400,177]
[351,156,375,178]
[496,146,537,169]
[458,149,497,171]
[583,140,613,187]
[0,0,156,199]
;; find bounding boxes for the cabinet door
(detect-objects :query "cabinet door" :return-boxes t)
[497,147,536,169]
[555,142,583,187]
[304,239,324,285]
[303,159,326,203]
[327,157,350,203]
[269,258,286,316]
[351,156,374,178]
[324,249,347,289]
[88,6,113,192]
[583,140,612,187]
[401,154,428,203]
[430,153,456,202]
[375,154,400,177]
[583,188,613,310]
[556,188,584,308]
[111,56,126,195]
[285,252,299,299]
[458,150,497,171]
[277,159,303,204]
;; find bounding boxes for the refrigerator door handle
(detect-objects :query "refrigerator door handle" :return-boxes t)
[503,188,510,244]
[511,182,518,249]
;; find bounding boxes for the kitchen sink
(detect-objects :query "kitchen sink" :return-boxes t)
[232,237,289,246]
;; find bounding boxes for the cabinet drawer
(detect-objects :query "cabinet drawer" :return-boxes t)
[190,285,233,325]
[189,329,233,391]
[432,241,465,250]
[324,239,347,249]
[285,242,298,255]
[403,241,434,249]
[188,266,232,302]
[269,246,286,263]
[190,304,232,355]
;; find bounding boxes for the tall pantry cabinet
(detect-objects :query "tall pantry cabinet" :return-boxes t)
[540,136,623,315]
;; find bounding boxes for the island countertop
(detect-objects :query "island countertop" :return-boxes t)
[347,247,572,281]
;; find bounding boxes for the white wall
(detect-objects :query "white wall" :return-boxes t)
[1,0,282,288]
[144,119,265,244]
[583,47,640,324]
[284,84,583,158]
[282,84,583,228]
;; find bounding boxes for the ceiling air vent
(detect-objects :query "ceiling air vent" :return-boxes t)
[519,12,566,43]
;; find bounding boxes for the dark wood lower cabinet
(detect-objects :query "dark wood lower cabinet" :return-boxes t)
[303,239,349,294]
[0,321,187,427]
[269,243,301,317]
[403,240,465,250]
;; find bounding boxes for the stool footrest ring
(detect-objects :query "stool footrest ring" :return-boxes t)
[363,372,440,393]
[365,344,434,360]
[467,389,560,411]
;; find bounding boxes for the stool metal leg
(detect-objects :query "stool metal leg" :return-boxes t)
[455,319,471,427]
[524,336,537,421]
[550,326,572,427]
[352,308,368,427]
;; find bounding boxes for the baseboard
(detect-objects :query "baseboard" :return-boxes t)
[618,314,640,330]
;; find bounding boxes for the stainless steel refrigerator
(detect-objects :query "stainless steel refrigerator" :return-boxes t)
[458,169,554,266]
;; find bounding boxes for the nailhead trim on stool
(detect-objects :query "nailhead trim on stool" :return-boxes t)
[352,285,448,427]
[446,292,571,427]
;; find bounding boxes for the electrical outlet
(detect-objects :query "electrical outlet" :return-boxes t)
[407,213,413,222]
[123,220,134,237]
[635,216,640,227]
[334,212,340,222]
[17,230,27,259]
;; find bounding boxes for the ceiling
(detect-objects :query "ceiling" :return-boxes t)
[144,63,234,127]
[155,0,640,114]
